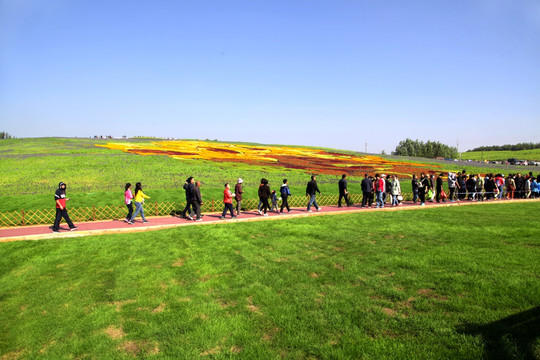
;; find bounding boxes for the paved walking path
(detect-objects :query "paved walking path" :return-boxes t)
[0,198,537,242]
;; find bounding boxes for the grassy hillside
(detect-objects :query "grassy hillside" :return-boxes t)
[462,148,540,162]
[1,203,538,359]
[0,137,514,213]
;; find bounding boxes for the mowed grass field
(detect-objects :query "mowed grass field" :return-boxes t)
[461,149,540,162]
[1,203,539,359]
[0,138,517,213]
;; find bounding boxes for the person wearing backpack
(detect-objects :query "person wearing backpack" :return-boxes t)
[280,179,292,214]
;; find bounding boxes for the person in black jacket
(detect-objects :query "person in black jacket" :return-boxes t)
[191,181,203,221]
[338,174,351,207]
[280,179,292,214]
[435,173,445,203]
[181,177,195,219]
[412,175,419,203]
[418,173,428,206]
[361,173,373,208]
[258,178,271,216]
[515,173,524,198]
[52,182,77,233]
[306,175,321,212]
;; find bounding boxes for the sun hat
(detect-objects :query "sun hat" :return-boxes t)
[238,178,243,183]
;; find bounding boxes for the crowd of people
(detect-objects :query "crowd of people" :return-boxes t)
[51,171,540,232]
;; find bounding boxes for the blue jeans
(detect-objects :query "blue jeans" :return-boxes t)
[131,201,146,221]
[498,185,504,199]
[412,190,419,203]
[307,195,319,211]
[392,195,399,206]
[376,191,384,208]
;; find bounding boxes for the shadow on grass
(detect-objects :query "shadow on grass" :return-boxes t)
[457,306,540,360]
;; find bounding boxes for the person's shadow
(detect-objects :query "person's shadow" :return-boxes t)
[457,306,539,360]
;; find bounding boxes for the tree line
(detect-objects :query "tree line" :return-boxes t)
[392,138,458,159]
[0,131,14,139]
[467,143,540,152]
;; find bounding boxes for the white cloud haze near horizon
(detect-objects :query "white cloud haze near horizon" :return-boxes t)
[1,0,539,153]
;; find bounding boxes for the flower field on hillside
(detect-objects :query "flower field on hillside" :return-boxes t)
[99,140,439,178]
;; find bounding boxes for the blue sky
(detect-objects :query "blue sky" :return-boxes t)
[1,0,539,153]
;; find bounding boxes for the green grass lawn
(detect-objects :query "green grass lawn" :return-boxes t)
[1,203,538,359]
[462,149,540,162]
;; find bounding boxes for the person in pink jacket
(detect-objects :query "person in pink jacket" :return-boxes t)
[220,183,236,219]
[124,183,134,223]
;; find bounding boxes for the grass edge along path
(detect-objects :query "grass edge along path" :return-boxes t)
[1,198,538,242]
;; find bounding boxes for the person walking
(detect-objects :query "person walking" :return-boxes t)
[457,173,467,200]
[531,177,539,198]
[495,174,505,199]
[524,176,532,198]
[306,175,321,212]
[130,182,150,223]
[447,172,457,202]
[220,183,236,219]
[361,173,373,208]
[411,175,420,204]
[280,179,292,214]
[384,174,392,204]
[418,173,428,206]
[428,174,435,202]
[390,175,401,206]
[435,173,445,203]
[466,175,477,201]
[258,179,272,216]
[515,174,524,199]
[271,190,279,212]
[52,182,77,233]
[476,174,484,201]
[124,183,134,223]
[234,178,244,216]
[190,181,203,221]
[181,177,195,219]
[506,175,515,199]
[338,174,352,207]
[374,174,385,208]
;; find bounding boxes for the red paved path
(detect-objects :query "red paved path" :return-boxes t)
[0,198,536,242]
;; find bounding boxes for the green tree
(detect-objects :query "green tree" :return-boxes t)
[392,138,458,158]
[0,131,13,139]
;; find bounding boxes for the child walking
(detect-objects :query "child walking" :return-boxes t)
[124,183,134,224]
[130,182,150,223]
[271,190,279,212]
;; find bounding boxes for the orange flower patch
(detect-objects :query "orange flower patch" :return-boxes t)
[98,140,440,177]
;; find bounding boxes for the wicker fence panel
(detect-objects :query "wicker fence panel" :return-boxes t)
[0,193,418,228]
[23,208,55,225]
[0,211,23,227]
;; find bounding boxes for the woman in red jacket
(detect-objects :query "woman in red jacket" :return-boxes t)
[220,183,236,219]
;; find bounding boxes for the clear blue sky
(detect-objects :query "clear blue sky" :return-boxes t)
[1,0,539,153]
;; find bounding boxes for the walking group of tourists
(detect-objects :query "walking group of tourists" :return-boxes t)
[446,171,539,202]
[51,171,540,232]
[360,173,403,208]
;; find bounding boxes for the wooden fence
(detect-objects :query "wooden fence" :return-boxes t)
[0,192,414,228]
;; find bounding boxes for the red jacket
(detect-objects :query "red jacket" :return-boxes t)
[223,189,233,204]
[375,178,385,192]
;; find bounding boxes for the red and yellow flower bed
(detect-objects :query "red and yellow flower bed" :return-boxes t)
[98,140,440,177]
